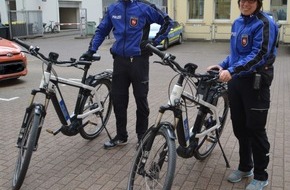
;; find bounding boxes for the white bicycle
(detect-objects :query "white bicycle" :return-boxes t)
[12,38,113,190]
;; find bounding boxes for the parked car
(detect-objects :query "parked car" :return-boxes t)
[265,11,281,47]
[149,21,183,50]
[0,37,27,81]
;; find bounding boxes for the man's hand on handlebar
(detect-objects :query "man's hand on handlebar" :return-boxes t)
[207,65,232,82]
[80,50,96,61]
[141,40,157,49]
[219,70,232,82]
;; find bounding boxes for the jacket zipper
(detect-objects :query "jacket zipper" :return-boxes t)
[123,3,127,57]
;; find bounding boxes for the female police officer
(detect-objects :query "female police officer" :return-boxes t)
[81,0,173,149]
[208,0,278,189]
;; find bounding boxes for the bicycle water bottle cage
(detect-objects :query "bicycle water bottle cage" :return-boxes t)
[49,52,59,61]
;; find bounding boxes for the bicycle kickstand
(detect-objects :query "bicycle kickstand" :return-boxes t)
[216,129,230,168]
[101,115,113,141]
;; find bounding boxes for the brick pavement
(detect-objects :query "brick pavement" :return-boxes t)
[0,32,290,190]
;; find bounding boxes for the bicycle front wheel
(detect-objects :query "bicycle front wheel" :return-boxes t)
[45,26,52,33]
[128,125,176,190]
[79,79,112,139]
[12,105,44,190]
[193,93,229,160]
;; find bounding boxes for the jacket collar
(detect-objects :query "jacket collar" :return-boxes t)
[120,0,134,2]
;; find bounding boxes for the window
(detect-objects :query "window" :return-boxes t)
[215,0,231,19]
[271,0,287,20]
[188,0,204,19]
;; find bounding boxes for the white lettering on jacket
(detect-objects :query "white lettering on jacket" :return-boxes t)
[112,15,122,19]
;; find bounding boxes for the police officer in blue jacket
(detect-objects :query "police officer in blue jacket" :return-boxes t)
[81,0,173,149]
[208,0,278,189]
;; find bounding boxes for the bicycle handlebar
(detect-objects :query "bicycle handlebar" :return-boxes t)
[14,38,32,51]
[14,38,100,67]
[146,43,220,81]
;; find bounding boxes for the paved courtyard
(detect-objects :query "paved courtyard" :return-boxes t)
[0,32,290,190]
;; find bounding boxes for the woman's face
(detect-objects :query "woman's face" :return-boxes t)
[239,0,258,16]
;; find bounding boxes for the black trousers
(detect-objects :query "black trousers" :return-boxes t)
[111,55,150,141]
[228,76,270,181]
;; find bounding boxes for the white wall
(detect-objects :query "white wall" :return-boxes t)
[17,0,41,11]
[1,0,102,26]
[0,1,8,24]
[40,0,59,25]
[82,0,103,25]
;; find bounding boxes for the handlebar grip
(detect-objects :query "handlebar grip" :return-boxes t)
[92,54,101,61]
[14,38,31,51]
[146,44,166,59]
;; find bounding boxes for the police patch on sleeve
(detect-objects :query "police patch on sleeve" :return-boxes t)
[130,17,138,27]
[241,34,248,47]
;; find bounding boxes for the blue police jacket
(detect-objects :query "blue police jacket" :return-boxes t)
[220,11,279,76]
[89,0,173,57]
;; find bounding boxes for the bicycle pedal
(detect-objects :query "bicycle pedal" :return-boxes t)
[46,129,54,134]
[46,128,61,135]
[206,136,217,143]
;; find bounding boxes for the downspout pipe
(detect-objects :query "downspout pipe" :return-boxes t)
[173,0,176,20]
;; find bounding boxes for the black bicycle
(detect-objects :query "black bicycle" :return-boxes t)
[127,44,230,189]
[12,38,113,190]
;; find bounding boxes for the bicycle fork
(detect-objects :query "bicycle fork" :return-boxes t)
[137,126,169,179]
[16,103,46,151]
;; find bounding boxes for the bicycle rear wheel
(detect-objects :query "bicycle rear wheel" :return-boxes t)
[193,93,229,160]
[127,124,176,190]
[12,105,44,190]
[79,79,112,139]
[52,24,59,33]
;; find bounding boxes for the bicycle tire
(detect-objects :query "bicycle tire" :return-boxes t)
[127,124,176,190]
[193,93,229,160]
[45,26,52,33]
[79,79,112,139]
[52,25,59,33]
[12,105,44,190]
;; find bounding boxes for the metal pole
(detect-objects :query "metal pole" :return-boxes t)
[5,0,12,39]
[80,8,87,37]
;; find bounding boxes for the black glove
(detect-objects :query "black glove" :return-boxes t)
[140,40,156,49]
[80,50,95,61]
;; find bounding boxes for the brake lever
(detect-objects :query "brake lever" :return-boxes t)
[153,60,167,66]
[206,76,220,83]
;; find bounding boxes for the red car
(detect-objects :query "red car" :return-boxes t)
[0,37,27,81]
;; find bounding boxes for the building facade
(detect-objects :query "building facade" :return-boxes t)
[0,0,103,31]
[0,0,289,43]
[167,0,290,43]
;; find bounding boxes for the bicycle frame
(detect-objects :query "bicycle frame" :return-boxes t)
[29,67,112,129]
[152,81,226,148]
